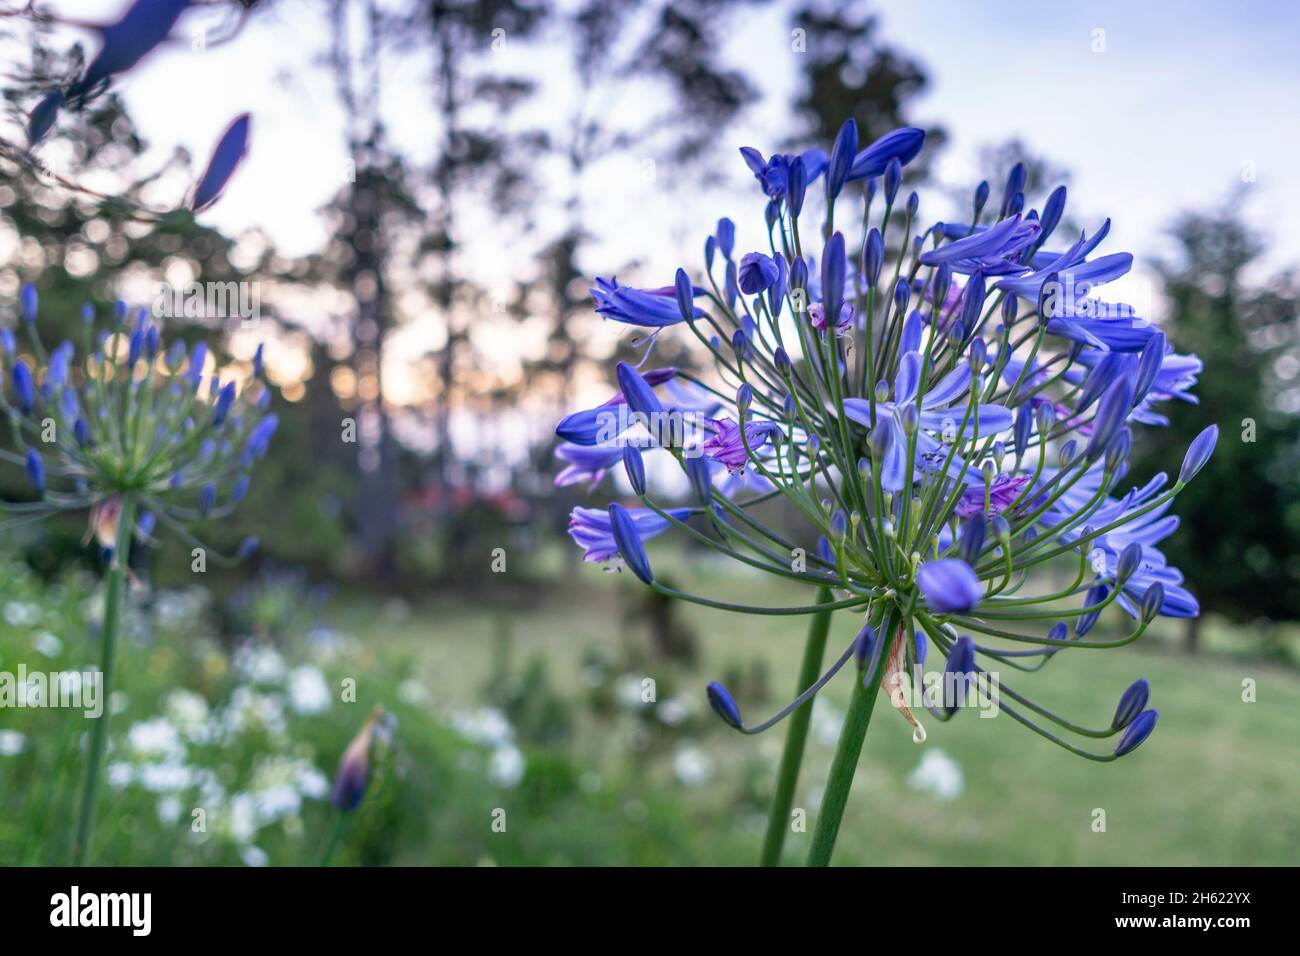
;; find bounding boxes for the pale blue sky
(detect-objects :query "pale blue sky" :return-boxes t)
[16,1,1300,320]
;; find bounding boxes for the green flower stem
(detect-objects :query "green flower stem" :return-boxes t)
[807,604,897,867]
[760,586,834,867]
[320,811,346,866]
[71,493,135,866]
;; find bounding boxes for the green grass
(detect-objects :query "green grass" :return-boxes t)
[331,546,1300,866]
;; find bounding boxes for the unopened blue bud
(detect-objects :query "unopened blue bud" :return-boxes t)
[623,445,646,495]
[1076,584,1109,636]
[1178,425,1218,484]
[883,157,902,205]
[12,360,34,414]
[685,455,712,507]
[20,283,37,323]
[1111,678,1150,731]
[942,635,976,715]
[1141,583,1164,623]
[706,681,744,730]
[862,228,883,288]
[853,623,876,669]
[25,448,45,497]
[1114,709,1158,757]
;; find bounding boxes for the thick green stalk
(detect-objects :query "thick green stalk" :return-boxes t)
[759,586,834,866]
[806,604,896,866]
[71,494,135,866]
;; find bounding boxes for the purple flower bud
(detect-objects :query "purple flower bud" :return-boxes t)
[1085,375,1134,462]
[736,383,753,413]
[211,381,237,428]
[608,502,653,584]
[1141,582,1165,623]
[127,328,144,366]
[675,268,694,323]
[332,707,384,811]
[74,418,92,447]
[731,328,751,363]
[1001,162,1026,216]
[942,635,976,715]
[1111,678,1150,731]
[1000,295,1018,326]
[253,342,265,377]
[822,232,847,321]
[790,257,808,293]
[27,90,62,145]
[973,180,990,216]
[192,113,251,213]
[917,558,982,614]
[12,360,35,414]
[883,157,902,204]
[1105,426,1132,474]
[826,118,858,200]
[862,228,883,288]
[1038,185,1067,244]
[25,448,45,497]
[1116,543,1142,584]
[892,277,910,313]
[786,156,807,216]
[622,445,645,496]
[774,346,791,375]
[232,475,250,502]
[738,252,779,295]
[768,255,788,319]
[957,513,986,566]
[237,536,260,560]
[199,483,216,517]
[20,283,37,323]
[716,218,735,260]
[1114,709,1158,757]
[685,455,712,507]
[932,262,952,312]
[906,190,919,218]
[1076,583,1109,636]
[1178,424,1218,484]
[853,623,876,669]
[959,272,986,340]
[615,362,663,419]
[914,630,927,665]
[706,681,743,730]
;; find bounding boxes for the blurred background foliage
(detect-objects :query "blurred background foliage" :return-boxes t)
[1,0,1298,865]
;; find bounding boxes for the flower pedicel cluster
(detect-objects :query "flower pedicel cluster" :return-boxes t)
[555,120,1216,862]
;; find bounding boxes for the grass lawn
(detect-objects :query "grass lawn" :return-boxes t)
[330,545,1300,866]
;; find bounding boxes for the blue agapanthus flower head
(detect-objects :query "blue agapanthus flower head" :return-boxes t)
[1,287,276,565]
[554,121,1215,763]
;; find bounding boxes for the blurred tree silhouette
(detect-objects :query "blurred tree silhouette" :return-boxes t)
[1131,204,1300,647]
[787,1,945,170]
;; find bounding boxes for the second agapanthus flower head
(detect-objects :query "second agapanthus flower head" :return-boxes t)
[1,283,276,562]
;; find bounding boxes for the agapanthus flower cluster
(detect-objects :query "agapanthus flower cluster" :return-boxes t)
[556,119,1218,762]
[1,284,276,562]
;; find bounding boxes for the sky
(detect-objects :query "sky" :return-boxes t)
[9,0,1300,416]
